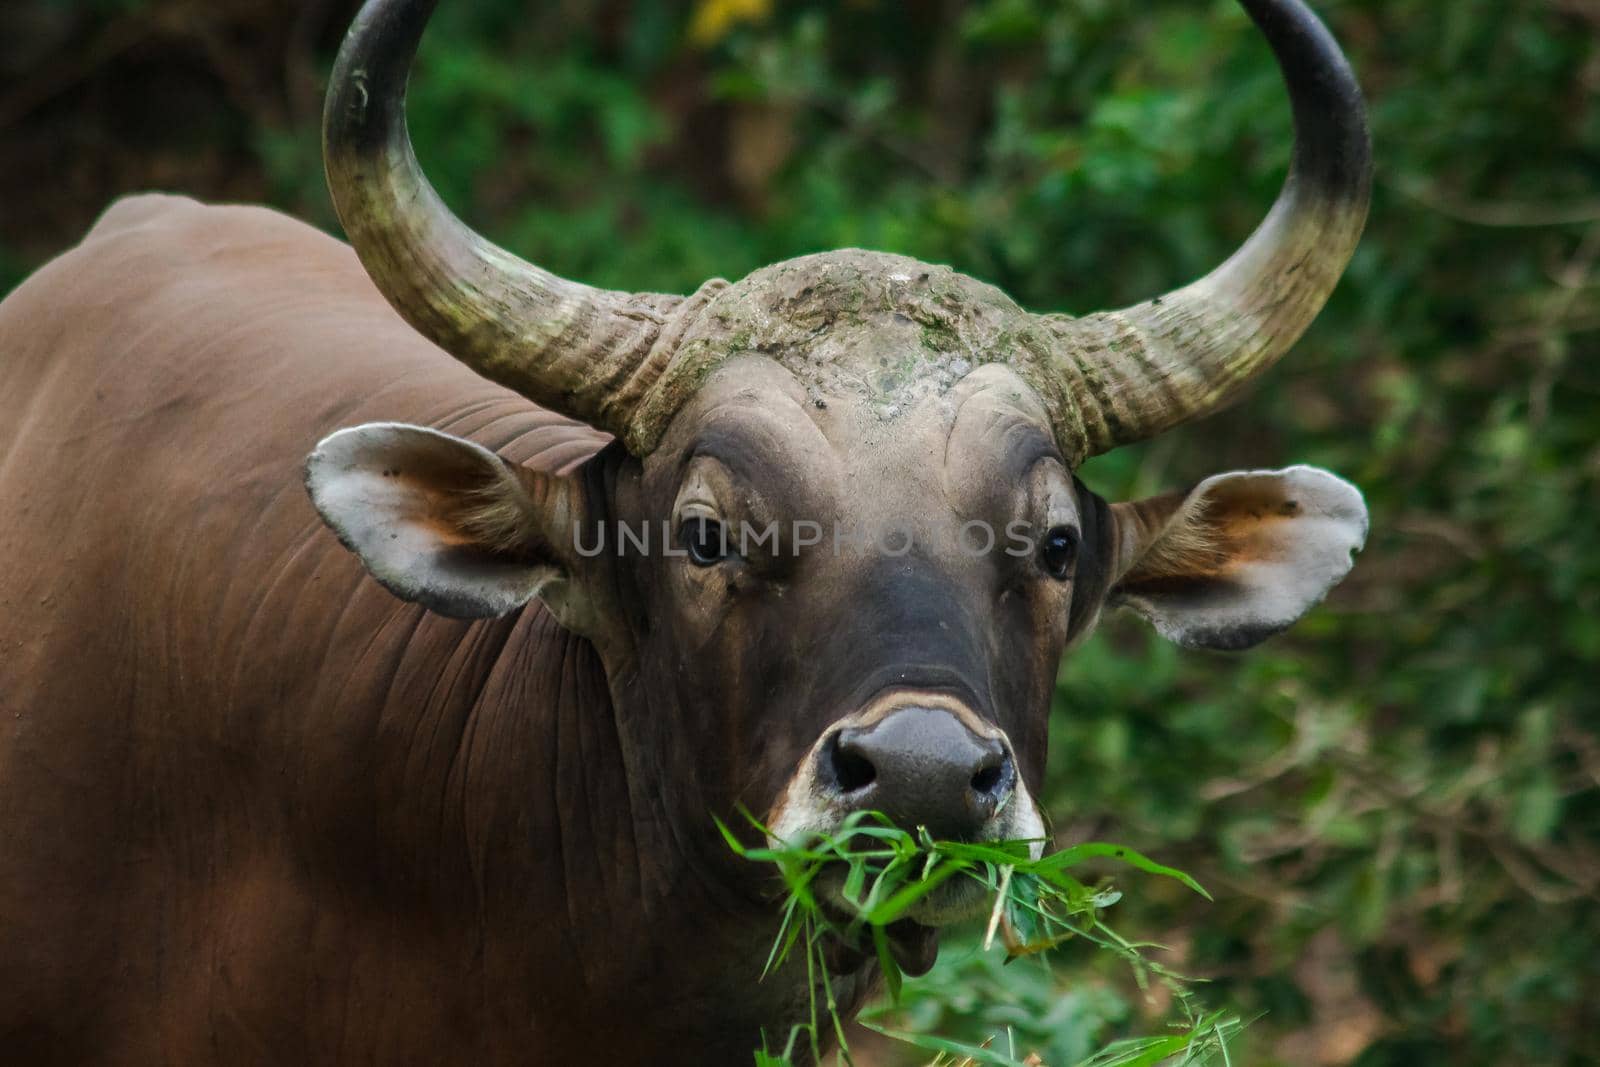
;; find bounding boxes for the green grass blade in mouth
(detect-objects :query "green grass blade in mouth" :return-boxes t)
[1022,842,1211,900]
[870,923,901,1003]
[863,856,968,925]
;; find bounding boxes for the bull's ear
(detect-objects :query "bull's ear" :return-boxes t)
[304,423,583,619]
[1108,466,1368,651]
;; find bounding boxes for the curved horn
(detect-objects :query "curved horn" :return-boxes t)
[1047,0,1372,459]
[324,0,686,441]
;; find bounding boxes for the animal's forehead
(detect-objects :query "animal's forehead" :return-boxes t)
[655,249,1058,426]
[655,358,1062,513]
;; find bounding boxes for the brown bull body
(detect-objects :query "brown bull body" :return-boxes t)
[0,196,793,1063]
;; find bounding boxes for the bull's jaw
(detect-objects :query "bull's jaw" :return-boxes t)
[805,831,1052,978]
[808,863,996,976]
[822,916,942,978]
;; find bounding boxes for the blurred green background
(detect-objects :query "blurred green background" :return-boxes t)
[2,0,1596,1063]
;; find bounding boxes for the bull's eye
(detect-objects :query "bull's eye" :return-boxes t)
[680,516,729,566]
[1040,525,1078,580]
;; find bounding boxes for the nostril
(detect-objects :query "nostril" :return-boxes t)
[826,732,877,793]
[969,754,1013,800]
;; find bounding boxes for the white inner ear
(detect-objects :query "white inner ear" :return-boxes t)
[304,422,559,619]
[1118,465,1369,650]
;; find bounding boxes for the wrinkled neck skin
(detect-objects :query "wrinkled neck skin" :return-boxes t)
[584,660,858,1058]
[473,446,857,1060]
[382,598,825,1062]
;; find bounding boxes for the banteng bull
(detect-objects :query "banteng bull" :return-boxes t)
[0,0,1370,1061]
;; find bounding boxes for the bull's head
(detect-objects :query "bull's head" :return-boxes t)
[305,0,1370,965]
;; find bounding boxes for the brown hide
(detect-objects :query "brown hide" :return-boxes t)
[0,196,801,1064]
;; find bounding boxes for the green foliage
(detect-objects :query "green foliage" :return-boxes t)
[721,810,1236,1066]
[1,0,1595,1063]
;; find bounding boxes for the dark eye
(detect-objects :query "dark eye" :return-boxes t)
[680,516,729,567]
[1040,525,1078,580]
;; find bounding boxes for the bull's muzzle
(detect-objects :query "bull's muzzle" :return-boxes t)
[769,691,1044,865]
[824,705,1016,842]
